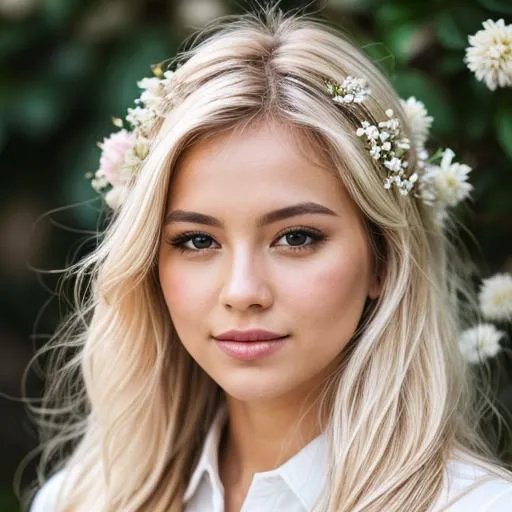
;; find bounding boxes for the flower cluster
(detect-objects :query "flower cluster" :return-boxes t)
[89,66,176,209]
[325,76,473,220]
[324,76,370,104]
[465,18,512,91]
[355,109,416,196]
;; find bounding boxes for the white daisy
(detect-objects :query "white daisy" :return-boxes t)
[400,96,433,150]
[479,273,512,322]
[464,18,512,91]
[459,323,505,363]
[422,148,473,208]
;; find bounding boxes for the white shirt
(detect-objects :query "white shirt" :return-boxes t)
[31,407,512,511]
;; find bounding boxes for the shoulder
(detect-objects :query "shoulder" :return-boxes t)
[30,469,67,512]
[433,458,512,511]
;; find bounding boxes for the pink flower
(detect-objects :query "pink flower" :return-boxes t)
[97,130,135,187]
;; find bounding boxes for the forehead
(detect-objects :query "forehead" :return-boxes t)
[168,120,353,214]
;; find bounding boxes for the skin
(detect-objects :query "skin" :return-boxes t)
[158,119,381,510]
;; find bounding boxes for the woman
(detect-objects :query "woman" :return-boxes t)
[27,5,512,512]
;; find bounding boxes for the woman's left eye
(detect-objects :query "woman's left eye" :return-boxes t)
[166,227,327,254]
[273,228,326,250]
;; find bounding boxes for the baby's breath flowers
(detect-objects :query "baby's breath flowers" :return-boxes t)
[355,109,417,196]
[464,18,512,91]
[324,76,473,216]
[324,76,371,104]
[479,273,512,322]
[459,323,506,364]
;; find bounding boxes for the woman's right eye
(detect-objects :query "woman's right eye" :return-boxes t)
[167,232,219,253]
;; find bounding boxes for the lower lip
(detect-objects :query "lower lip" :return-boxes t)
[214,337,289,361]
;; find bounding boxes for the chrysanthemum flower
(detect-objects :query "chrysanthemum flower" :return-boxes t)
[464,18,512,91]
[479,273,512,322]
[459,323,505,363]
[400,97,433,150]
[422,148,473,208]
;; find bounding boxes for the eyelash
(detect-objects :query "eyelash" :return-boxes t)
[166,227,328,255]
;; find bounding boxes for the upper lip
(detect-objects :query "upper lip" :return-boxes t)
[213,329,288,342]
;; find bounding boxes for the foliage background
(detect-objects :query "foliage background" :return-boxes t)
[0,0,511,510]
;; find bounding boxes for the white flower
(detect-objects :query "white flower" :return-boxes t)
[122,136,150,174]
[400,97,433,149]
[105,185,128,210]
[422,148,473,207]
[459,323,505,363]
[464,18,512,91]
[126,106,157,133]
[327,76,371,105]
[479,273,512,322]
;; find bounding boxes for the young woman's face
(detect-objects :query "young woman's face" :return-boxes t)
[158,121,380,403]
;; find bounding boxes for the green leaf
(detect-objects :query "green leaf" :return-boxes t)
[438,54,467,74]
[361,42,397,77]
[437,12,469,50]
[476,0,512,15]
[382,22,426,63]
[12,82,66,137]
[390,70,455,135]
[43,0,85,27]
[495,92,512,161]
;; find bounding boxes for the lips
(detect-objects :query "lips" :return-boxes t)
[213,329,288,342]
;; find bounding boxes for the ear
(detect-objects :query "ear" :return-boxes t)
[368,270,382,300]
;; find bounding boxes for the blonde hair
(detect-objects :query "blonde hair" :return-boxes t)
[22,4,512,512]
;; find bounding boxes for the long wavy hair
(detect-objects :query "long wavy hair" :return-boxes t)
[21,5,512,512]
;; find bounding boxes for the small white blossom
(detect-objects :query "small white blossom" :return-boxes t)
[126,106,156,132]
[479,273,512,322]
[459,323,505,363]
[421,148,473,208]
[384,157,403,172]
[464,18,512,91]
[326,76,371,105]
[400,96,433,149]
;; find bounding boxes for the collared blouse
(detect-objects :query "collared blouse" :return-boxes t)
[31,406,512,511]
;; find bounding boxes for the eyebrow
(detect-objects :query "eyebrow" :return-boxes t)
[164,201,339,227]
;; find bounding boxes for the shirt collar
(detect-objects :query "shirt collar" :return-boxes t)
[183,405,328,510]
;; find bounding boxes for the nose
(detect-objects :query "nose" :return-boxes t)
[219,245,273,312]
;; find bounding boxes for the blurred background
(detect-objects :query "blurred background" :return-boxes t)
[1,0,511,510]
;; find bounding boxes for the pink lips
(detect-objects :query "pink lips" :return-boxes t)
[213,329,289,360]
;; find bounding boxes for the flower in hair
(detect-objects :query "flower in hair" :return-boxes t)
[88,65,177,208]
[400,97,433,151]
[324,76,371,104]
[458,323,505,363]
[355,109,416,196]
[478,273,512,322]
[464,18,512,91]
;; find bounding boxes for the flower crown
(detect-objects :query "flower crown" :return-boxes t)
[89,65,473,223]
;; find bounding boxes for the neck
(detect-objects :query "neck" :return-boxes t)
[218,378,332,496]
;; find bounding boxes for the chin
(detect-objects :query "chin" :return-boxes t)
[213,368,303,404]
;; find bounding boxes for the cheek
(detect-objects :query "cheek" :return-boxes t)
[280,248,370,334]
[158,260,214,334]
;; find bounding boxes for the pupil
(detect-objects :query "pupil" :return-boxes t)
[286,232,307,246]
[192,235,211,249]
